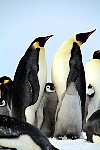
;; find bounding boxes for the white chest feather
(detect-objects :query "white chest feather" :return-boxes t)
[85,59,100,119]
[25,47,47,125]
[35,47,47,107]
[51,40,73,100]
[0,134,41,150]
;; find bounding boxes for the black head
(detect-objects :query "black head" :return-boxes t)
[76,29,96,44]
[93,50,100,59]
[0,76,12,85]
[32,35,54,48]
[44,82,55,92]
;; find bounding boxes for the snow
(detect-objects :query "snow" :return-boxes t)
[50,138,100,150]
[49,133,100,150]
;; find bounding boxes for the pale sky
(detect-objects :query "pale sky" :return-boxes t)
[0,0,100,81]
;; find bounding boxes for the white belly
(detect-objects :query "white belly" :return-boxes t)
[25,48,47,125]
[85,59,100,119]
[54,82,82,137]
[51,53,70,101]
[0,135,41,150]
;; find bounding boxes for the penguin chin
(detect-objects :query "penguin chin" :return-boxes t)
[46,88,55,93]
[93,135,100,143]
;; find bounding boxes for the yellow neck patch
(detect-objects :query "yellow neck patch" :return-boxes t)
[76,40,82,46]
[33,42,40,49]
[4,80,9,84]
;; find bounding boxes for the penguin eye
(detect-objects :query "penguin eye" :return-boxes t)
[0,99,6,107]
[46,86,50,89]
[46,86,51,92]
[46,86,50,90]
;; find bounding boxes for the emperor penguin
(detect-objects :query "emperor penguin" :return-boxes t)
[35,83,58,137]
[11,35,53,125]
[51,29,96,139]
[85,50,100,121]
[0,76,13,116]
[0,115,58,150]
[83,109,100,143]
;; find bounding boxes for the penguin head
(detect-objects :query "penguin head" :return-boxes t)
[86,84,95,98]
[93,50,100,59]
[76,29,96,45]
[45,83,55,92]
[0,76,12,108]
[32,35,54,49]
[0,76,12,85]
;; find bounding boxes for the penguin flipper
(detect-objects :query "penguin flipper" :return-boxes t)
[0,115,59,150]
[67,43,86,123]
[28,70,40,105]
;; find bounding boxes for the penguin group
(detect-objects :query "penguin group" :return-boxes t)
[0,28,100,149]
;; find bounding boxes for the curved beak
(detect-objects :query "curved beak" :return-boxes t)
[45,35,54,41]
[86,29,96,38]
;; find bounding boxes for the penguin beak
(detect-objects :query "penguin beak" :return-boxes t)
[45,35,54,41]
[86,29,96,38]
[76,29,96,44]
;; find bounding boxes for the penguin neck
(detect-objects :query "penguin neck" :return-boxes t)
[39,47,46,62]
[58,36,76,56]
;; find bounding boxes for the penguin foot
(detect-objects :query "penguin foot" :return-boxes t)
[55,134,79,140]
[67,135,79,140]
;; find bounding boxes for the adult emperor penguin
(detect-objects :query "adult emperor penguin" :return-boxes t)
[51,29,96,139]
[83,109,100,143]
[0,76,13,116]
[11,35,53,125]
[85,50,100,121]
[0,115,58,150]
[35,83,58,137]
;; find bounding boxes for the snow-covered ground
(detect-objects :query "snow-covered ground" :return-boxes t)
[49,133,100,150]
[50,138,100,150]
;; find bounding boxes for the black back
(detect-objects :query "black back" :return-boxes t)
[67,42,86,123]
[0,115,58,150]
[12,45,40,121]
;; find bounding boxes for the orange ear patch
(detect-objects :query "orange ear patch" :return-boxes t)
[4,80,9,84]
[33,42,40,49]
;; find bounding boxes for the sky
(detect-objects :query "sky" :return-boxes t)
[0,0,100,82]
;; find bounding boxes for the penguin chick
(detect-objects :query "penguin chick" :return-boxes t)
[86,84,95,98]
[83,84,95,125]
[35,83,58,137]
[51,29,96,138]
[0,115,58,150]
[11,35,53,125]
[83,109,100,143]
[54,82,82,139]
[85,50,100,121]
[0,76,13,116]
